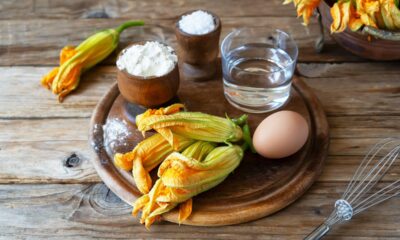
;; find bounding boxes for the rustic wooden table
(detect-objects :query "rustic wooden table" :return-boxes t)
[1,0,399,239]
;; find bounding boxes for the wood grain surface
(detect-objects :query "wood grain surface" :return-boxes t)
[0,183,399,239]
[1,0,400,239]
[0,20,361,65]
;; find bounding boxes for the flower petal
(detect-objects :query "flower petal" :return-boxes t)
[114,133,194,194]
[178,198,192,224]
[40,67,59,90]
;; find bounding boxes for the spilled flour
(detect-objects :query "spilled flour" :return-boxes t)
[103,118,130,154]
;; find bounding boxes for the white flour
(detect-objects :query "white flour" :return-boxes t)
[117,41,177,77]
[103,118,129,153]
[179,10,216,35]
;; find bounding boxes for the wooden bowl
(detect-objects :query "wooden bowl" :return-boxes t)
[116,42,180,108]
[319,0,400,60]
[175,10,221,81]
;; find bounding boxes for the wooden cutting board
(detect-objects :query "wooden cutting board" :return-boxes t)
[89,74,329,226]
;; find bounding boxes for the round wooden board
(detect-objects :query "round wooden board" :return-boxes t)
[89,75,329,226]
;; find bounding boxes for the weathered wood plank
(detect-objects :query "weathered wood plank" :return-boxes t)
[0,66,115,119]
[0,118,98,183]
[2,62,399,119]
[0,118,88,142]
[0,183,398,239]
[297,62,400,78]
[299,62,400,117]
[3,116,399,142]
[320,155,400,182]
[0,17,360,66]
[1,116,399,183]
[0,0,296,20]
[0,140,99,183]
[329,116,400,139]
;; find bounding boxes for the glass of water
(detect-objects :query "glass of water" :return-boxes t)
[221,28,298,113]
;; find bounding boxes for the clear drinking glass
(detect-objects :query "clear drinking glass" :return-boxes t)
[221,28,298,113]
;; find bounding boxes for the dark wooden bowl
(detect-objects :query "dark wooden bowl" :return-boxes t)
[175,10,221,81]
[319,0,400,60]
[116,42,180,108]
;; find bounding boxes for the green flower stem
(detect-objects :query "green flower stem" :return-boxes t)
[231,114,248,126]
[242,124,256,153]
[241,142,249,152]
[116,20,145,34]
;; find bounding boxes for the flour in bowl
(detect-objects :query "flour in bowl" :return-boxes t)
[117,41,177,77]
[179,10,216,35]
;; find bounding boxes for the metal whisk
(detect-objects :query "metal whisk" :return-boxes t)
[305,138,400,240]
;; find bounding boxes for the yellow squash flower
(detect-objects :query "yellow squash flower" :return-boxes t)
[114,133,194,194]
[331,1,353,32]
[133,143,244,228]
[380,0,400,30]
[133,141,216,228]
[41,20,144,102]
[349,0,380,31]
[331,0,400,32]
[284,0,321,25]
[136,103,244,149]
[284,0,400,32]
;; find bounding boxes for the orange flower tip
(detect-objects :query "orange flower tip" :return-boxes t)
[144,217,157,229]
[178,198,192,224]
[57,88,75,103]
[113,155,133,171]
[177,218,183,225]
[132,209,138,217]
[41,82,50,90]
[139,187,150,195]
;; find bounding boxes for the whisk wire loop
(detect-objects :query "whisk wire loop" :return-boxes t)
[354,179,400,215]
[343,139,399,202]
[305,138,400,240]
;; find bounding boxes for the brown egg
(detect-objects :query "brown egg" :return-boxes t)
[253,111,309,159]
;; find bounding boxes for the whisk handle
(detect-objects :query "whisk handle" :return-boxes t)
[304,223,331,240]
